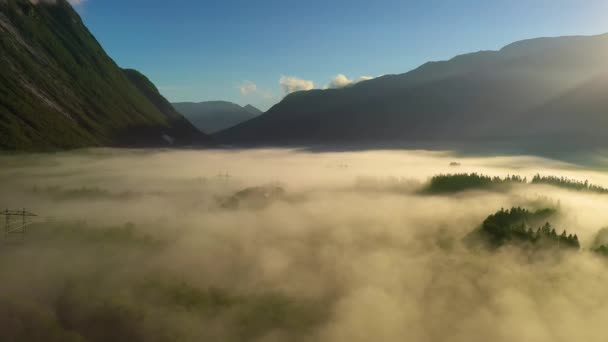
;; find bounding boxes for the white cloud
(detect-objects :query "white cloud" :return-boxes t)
[68,0,86,4]
[236,81,276,109]
[328,74,351,89]
[239,80,257,96]
[327,74,375,89]
[279,76,315,95]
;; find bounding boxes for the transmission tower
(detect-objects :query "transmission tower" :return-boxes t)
[1,209,37,240]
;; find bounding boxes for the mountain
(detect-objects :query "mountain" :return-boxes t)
[121,69,211,146]
[216,34,608,151]
[173,101,262,134]
[0,0,212,150]
[243,104,263,116]
[515,73,608,147]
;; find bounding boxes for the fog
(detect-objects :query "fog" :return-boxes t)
[1,148,608,342]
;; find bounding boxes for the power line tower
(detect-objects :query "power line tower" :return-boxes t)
[1,209,37,240]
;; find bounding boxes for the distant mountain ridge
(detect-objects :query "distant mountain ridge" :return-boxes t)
[0,0,211,150]
[173,101,262,134]
[216,33,608,151]
[243,104,263,116]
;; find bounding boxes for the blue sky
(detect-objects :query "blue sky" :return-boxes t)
[73,0,608,111]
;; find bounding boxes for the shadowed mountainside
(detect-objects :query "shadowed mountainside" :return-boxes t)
[216,34,608,151]
[0,0,212,150]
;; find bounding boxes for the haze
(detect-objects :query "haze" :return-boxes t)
[2,149,608,341]
[3,1,608,341]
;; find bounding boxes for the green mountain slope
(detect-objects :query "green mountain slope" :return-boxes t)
[122,69,212,146]
[0,0,211,150]
[173,101,261,134]
[216,34,608,150]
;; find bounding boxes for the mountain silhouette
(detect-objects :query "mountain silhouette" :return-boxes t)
[216,34,608,151]
[173,101,262,134]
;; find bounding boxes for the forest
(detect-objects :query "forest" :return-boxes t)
[470,207,580,250]
[531,174,608,194]
[424,173,608,194]
[423,173,526,193]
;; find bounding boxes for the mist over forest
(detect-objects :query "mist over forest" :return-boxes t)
[2,148,608,342]
[3,0,608,341]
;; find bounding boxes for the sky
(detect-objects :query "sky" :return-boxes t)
[73,0,608,111]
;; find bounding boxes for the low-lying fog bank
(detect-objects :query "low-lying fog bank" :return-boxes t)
[1,148,608,342]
